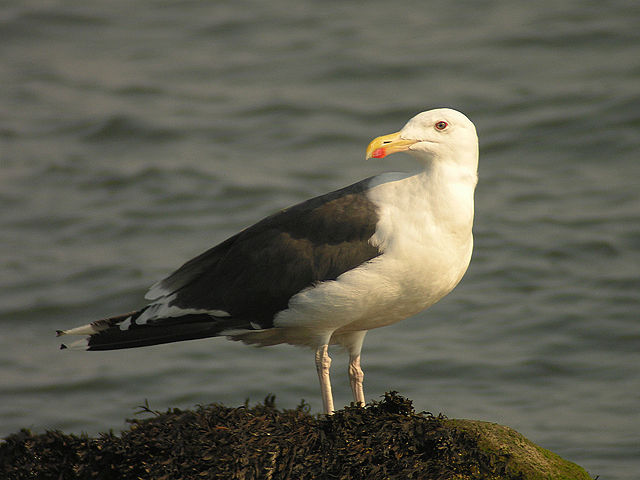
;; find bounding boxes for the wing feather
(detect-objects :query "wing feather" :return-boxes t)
[148,177,382,327]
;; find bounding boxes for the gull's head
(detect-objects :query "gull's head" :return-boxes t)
[366,108,478,169]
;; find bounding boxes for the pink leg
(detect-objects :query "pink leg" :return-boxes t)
[348,353,365,407]
[315,344,334,415]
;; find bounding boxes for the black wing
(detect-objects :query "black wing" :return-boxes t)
[153,177,382,327]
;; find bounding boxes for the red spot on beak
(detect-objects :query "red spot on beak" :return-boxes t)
[372,147,387,158]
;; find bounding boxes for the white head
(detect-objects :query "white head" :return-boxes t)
[366,108,478,172]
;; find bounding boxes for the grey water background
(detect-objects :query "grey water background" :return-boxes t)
[1,1,639,477]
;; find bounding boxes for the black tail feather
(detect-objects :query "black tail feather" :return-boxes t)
[86,314,248,351]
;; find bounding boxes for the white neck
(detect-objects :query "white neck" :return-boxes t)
[367,161,475,254]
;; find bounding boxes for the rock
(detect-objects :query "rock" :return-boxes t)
[445,419,592,480]
[0,392,592,480]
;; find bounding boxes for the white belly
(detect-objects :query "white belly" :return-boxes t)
[274,231,472,337]
[274,172,474,342]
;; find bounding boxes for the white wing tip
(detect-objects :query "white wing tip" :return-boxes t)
[56,323,99,336]
[57,324,95,350]
[144,282,167,301]
[60,337,89,351]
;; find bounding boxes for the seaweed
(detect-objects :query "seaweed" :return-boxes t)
[0,392,592,480]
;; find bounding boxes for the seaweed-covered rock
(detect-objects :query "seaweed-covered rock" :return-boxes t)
[0,392,592,480]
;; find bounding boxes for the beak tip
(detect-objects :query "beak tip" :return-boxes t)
[365,146,388,160]
[365,131,408,160]
[371,147,387,159]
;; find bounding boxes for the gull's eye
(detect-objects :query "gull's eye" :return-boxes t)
[435,121,448,130]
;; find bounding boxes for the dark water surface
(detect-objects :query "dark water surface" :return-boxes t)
[1,1,639,478]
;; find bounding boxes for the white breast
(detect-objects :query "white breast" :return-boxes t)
[274,168,475,342]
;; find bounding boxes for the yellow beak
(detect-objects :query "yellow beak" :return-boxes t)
[365,131,417,160]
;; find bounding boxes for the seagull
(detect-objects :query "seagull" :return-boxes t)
[57,108,479,415]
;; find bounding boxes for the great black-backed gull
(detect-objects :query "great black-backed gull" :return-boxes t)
[58,108,479,414]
